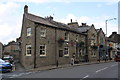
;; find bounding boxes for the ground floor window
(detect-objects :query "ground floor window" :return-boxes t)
[40,45,46,56]
[26,45,32,56]
[91,50,96,57]
[64,46,69,56]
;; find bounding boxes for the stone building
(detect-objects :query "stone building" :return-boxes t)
[20,5,87,69]
[3,40,20,60]
[0,42,3,58]
[78,23,98,62]
[96,28,106,60]
[107,32,120,59]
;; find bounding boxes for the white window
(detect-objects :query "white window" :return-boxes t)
[91,40,94,46]
[27,28,32,36]
[79,49,82,55]
[91,50,96,57]
[26,45,31,56]
[65,32,69,41]
[64,46,69,56]
[76,34,78,41]
[40,28,46,38]
[40,45,46,56]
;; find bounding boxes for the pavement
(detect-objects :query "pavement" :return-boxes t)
[14,60,113,72]
[14,62,26,72]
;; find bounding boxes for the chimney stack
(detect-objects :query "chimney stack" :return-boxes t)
[112,32,117,34]
[24,5,28,13]
[71,19,72,23]
[82,23,86,26]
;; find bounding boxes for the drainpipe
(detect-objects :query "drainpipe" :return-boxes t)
[34,23,38,68]
[55,28,58,67]
[85,34,88,62]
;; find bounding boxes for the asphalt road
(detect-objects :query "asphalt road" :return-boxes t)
[1,61,118,79]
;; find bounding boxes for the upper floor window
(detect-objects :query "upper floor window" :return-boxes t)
[90,40,96,46]
[65,32,69,41]
[40,45,46,56]
[100,37,104,44]
[76,34,79,41]
[40,28,46,38]
[26,45,31,56]
[27,28,32,36]
[64,46,69,56]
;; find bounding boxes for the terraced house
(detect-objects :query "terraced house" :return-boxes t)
[78,23,98,62]
[20,5,104,69]
[20,5,87,69]
[96,28,106,60]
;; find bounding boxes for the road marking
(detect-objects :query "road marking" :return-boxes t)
[83,75,89,79]
[102,67,108,70]
[96,67,108,73]
[111,64,117,67]
[96,69,102,73]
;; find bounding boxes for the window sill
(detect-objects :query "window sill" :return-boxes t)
[65,40,69,42]
[40,55,47,58]
[40,37,46,39]
[26,55,32,56]
[64,55,69,58]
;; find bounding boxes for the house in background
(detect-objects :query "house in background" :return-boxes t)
[68,21,87,62]
[78,23,98,62]
[96,28,106,60]
[107,32,120,59]
[3,40,20,60]
[0,42,3,58]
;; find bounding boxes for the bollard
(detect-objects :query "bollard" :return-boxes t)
[12,64,15,71]
[56,60,58,67]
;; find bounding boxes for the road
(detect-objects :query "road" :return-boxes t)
[1,61,119,79]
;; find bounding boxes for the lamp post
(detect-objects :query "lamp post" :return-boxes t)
[105,18,117,60]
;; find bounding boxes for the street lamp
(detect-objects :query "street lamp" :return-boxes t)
[105,18,117,60]
[105,18,117,37]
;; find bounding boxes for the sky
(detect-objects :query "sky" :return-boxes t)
[0,0,119,44]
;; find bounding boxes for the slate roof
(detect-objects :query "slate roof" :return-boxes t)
[77,26,91,33]
[96,29,100,33]
[25,13,57,28]
[108,32,120,43]
[24,13,86,35]
[106,37,117,43]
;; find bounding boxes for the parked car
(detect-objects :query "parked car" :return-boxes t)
[0,59,12,72]
[2,56,14,64]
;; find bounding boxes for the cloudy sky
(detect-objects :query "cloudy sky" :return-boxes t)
[0,0,119,44]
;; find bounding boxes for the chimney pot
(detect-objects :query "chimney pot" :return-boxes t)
[82,23,86,26]
[71,19,72,23]
[112,32,117,34]
[24,5,28,13]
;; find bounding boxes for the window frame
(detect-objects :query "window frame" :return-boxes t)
[76,34,79,42]
[91,50,96,57]
[64,32,69,41]
[26,45,32,56]
[40,45,46,56]
[40,28,46,38]
[64,46,69,56]
[27,28,32,37]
